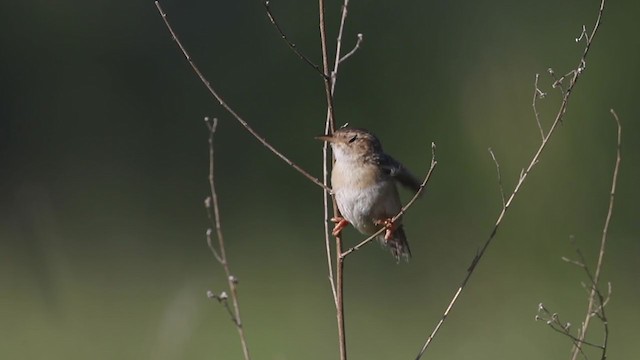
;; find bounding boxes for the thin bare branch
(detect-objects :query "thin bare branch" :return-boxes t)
[576,25,589,43]
[263,1,326,78]
[203,117,251,360]
[569,108,620,360]
[488,148,506,210]
[317,0,345,358]
[341,143,438,258]
[561,256,586,268]
[334,233,346,360]
[154,1,329,192]
[339,33,364,64]
[321,0,355,309]
[207,290,238,325]
[206,228,223,264]
[323,170,338,307]
[318,0,337,127]
[572,243,598,290]
[324,195,338,307]
[415,1,607,358]
[315,0,362,358]
[532,73,546,140]
[548,67,567,97]
[593,282,612,314]
[597,290,610,360]
[536,304,604,353]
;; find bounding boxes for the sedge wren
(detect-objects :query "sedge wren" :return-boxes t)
[316,127,421,261]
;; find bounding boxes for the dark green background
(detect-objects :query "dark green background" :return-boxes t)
[1,1,638,359]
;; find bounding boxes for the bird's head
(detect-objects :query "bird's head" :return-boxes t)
[315,127,383,162]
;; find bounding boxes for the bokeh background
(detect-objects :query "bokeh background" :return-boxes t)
[1,0,638,359]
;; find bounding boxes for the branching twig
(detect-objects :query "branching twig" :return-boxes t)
[339,33,364,64]
[203,117,251,360]
[318,0,337,127]
[207,290,236,325]
[532,73,547,140]
[568,109,620,360]
[321,0,356,306]
[536,303,600,359]
[414,1,607,359]
[341,143,438,258]
[206,227,223,264]
[263,1,326,78]
[548,67,567,97]
[576,25,589,43]
[317,0,345,358]
[154,1,329,192]
[562,255,585,268]
[488,148,506,210]
[321,0,358,310]
[316,1,364,359]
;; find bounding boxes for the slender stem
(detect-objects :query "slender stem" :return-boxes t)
[415,1,607,358]
[570,109,620,360]
[532,73,546,140]
[536,304,604,353]
[318,0,346,358]
[488,148,506,210]
[263,1,326,77]
[339,33,363,64]
[323,169,338,306]
[322,0,354,310]
[331,0,351,93]
[205,118,251,360]
[318,0,337,126]
[154,1,329,192]
[336,237,346,360]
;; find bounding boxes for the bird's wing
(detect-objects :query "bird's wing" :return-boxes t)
[375,154,422,193]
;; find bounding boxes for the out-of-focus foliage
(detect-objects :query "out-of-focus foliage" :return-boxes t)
[1,1,638,359]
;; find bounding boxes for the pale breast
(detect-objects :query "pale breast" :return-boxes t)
[332,162,402,235]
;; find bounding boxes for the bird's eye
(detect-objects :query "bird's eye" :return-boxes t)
[348,135,357,143]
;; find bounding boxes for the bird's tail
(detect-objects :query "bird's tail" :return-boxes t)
[380,226,411,262]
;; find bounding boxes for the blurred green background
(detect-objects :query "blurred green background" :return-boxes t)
[1,0,638,359]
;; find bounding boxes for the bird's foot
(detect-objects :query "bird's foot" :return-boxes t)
[330,217,349,236]
[374,218,396,241]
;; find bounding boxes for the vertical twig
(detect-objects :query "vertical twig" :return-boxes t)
[533,73,546,140]
[317,0,351,359]
[318,0,337,126]
[322,0,360,309]
[569,109,620,360]
[204,117,251,360]
[260,0,341,307]
[488,148,506,210]
[335,235,346,360]
[414,1,607,358]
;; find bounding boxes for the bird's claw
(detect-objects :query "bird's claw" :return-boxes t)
[374,218,396,241]
[331,216,349,236]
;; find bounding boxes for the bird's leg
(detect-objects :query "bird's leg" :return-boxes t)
[374,218,396,240]
[330,216,350,236]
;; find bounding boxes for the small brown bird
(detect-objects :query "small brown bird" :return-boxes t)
[316,127,421,261]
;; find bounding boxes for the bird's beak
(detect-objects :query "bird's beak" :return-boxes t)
[315,134,336,143]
